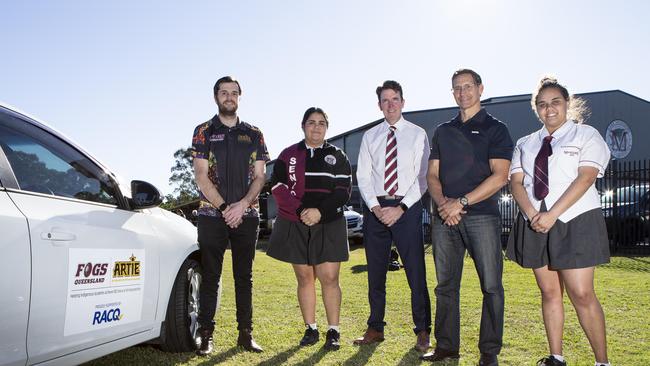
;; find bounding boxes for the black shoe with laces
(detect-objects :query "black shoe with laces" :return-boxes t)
[537,355,567,366]
[324,328,340,351]
[299,327,319,346]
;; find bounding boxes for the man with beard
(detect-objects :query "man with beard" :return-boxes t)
[192,76,269,356]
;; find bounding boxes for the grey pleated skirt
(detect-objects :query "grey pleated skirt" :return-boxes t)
[506,206,610,270]
[267,216,349,265]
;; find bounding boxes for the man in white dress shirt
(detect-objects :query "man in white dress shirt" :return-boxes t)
[353,80,432,353]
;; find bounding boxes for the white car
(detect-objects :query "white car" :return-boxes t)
[0,103,216,365]
[344,206,363,243]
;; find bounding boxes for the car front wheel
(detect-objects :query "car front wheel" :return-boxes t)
[160,257,212,352]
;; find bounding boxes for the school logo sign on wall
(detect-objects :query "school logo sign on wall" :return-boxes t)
[605,119,632,159]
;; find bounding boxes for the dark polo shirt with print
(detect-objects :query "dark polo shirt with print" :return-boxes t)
[191,115,270,217]
[429,108,513,216]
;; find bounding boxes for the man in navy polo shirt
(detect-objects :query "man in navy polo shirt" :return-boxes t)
[192,76,269,356]
[422,69,513,366]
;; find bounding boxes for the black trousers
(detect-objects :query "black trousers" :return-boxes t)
[363,199,431,334]
[197,215,259,332]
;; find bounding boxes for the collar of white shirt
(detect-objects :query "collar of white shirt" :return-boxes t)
[380,116,405,132]
[539,119,576,142]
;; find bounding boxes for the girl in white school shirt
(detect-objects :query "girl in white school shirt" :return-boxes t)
[506,76,611,366]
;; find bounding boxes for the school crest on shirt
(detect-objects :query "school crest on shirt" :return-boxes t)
[324,154,336,165]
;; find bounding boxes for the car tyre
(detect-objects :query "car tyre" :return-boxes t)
[160,257,219,352]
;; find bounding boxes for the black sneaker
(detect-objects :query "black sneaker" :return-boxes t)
[324,328,340,351]
[299,327,319,346]
[196,328,214,356]
[537,355,567,366]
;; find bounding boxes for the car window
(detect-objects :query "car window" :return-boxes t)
[0,113,119,205]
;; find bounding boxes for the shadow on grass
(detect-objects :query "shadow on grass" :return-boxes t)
[350,264,368,274]
[195,346,239,365]
[256,345,301,366]
[293,346,329,366]
[398,350,459,366]
[341,343,379,366]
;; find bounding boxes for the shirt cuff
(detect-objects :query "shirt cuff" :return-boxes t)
[509,166,523,176]
[367,198,380,210]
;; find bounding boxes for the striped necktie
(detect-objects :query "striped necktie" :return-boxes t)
[384,126,398,195]
[534,135,553,200]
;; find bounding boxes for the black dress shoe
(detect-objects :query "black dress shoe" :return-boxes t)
[537,355,567,366]
[324,329,340,351]
[420,348,460,361]
[479,353,498,366]
[196,328,214,356]
[299,327,320,346]
[237,329,264,353]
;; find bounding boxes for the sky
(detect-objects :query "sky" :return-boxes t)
[2,0,649,196]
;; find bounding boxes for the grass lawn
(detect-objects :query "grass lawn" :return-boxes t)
[87,242,650,366]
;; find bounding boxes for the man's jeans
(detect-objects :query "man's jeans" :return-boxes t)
[432,214,503,355]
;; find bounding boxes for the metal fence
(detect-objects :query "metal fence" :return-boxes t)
[498,159,650,256]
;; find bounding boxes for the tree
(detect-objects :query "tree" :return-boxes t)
[163,147,199,208]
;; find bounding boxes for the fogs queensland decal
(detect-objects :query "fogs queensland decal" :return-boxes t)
[64,249,145,336]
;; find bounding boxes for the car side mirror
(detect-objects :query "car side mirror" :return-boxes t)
[130,180,162,209]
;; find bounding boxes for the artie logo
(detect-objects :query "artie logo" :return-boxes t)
[113,254,141,278]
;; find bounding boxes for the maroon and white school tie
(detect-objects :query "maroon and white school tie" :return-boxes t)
[384,126,398,195]
[534,135,553,200]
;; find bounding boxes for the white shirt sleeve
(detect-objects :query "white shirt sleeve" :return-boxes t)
[401,129,429,208]
[579,129,611,177]
[356,131,380,209]
[509,143,523,177]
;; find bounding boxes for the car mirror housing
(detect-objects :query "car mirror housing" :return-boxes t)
[130,180,162,209]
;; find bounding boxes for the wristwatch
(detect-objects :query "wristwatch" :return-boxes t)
[399,202,409,212]
[459,196,469,207]
[217,202,228,213]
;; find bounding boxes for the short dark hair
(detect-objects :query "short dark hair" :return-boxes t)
[375,80,404,102]
[213,76,241,96]
[531,75,589,123]
[452,69,482,85]
[301,107,329,127]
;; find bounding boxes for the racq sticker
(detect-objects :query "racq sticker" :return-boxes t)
[64,249,145,336]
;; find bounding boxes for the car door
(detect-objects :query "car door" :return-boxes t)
[0,109,160,364]
[0,186,30,366]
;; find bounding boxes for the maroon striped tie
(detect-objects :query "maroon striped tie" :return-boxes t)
[534,136,553,200]
[384,126,398,195]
